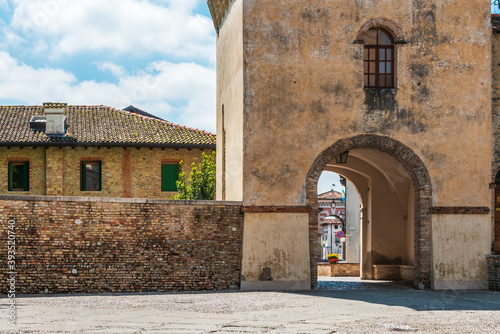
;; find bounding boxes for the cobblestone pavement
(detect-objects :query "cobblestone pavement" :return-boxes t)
[1,278,499,334]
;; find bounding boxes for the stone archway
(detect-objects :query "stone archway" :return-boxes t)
[306,134,432,289]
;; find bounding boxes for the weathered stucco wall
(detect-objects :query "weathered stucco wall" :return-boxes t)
[345,180,361,263]
[0,147,210,198]
[240,213,311,290]
[0,196,243,293]
[432,214,491,290]
[491,22,500,175]
[214,0,492,289]
[216,0,244,201]
[241,0,491,207]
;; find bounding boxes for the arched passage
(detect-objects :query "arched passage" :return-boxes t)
[306,135,433,289]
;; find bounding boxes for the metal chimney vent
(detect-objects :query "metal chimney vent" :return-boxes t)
[43,102,67,137]
[29,115,46,131]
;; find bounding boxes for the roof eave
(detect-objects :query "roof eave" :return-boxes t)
[0,142,216,150]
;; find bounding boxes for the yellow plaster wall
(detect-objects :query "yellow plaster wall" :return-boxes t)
[241,213,311,287]
[432,214,491,289]
[239,0,491,207]
[216,0,244,201]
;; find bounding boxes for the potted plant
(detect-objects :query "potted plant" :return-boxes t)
[327,253,339,263]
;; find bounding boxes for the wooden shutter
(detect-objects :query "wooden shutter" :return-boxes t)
[7,163,11,191]
[81,162,86,191]
[98,162,102,191]
[161,164,179,191]
[23,162,29,191]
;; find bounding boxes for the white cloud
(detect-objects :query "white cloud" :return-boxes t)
[0,0,9,10]
[0,52,216,132]
[8,0,216,62]
[94,61,128,77]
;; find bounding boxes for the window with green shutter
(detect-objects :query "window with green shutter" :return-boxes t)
[161,163,179,191]
[8,162,29,191]
[81,161,102,191]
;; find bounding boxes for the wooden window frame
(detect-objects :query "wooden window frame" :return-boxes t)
[363,28,395,89]
[8,162,29,192]
[161,162,180,192]
[81,161,102,191]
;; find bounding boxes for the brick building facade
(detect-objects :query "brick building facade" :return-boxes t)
[0,104,215,198]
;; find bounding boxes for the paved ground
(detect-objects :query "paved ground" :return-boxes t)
[1,278,500,334]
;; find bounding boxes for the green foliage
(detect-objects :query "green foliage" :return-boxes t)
[172,151,216,200]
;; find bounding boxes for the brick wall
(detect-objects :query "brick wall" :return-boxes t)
[0,147,213,199]
[487,255,500,291]
[373,265,415,281]
[0,195,243,294]
[317,262,360,277]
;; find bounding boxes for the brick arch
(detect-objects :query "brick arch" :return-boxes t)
[492,166,500,184]
[354,17,406,44]
[306,134,432,289]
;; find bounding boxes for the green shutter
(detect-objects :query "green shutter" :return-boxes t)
[81,163,86,191]
[23,162,29,191]
[161,164,178,191]
[7,163,11,191]
[98,162,102,191]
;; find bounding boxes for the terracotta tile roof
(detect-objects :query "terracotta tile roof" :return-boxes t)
[318,190,342,200]
[0,105,216,148]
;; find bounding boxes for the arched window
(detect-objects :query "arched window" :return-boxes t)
[363,28,395,88]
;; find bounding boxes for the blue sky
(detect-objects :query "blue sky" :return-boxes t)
[0,0,216,132]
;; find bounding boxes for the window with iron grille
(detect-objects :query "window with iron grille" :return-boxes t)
[363,28,395,88]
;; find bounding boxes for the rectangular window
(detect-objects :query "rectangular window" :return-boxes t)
[161,163,179,192]
[81,161,101,191]
[364,46,394,88]
[8,162,29,191]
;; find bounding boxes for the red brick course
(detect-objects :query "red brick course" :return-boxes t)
[354,17,406,44]
[430,207,490,215]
